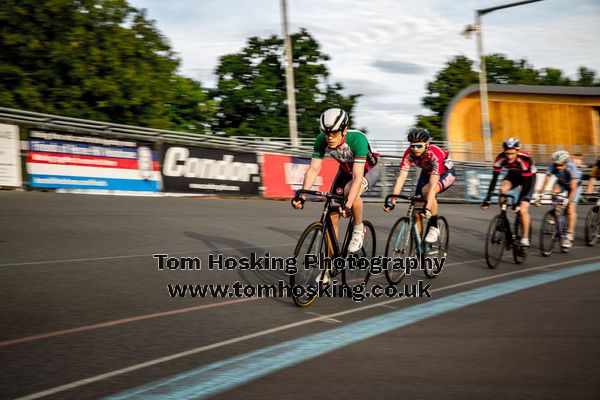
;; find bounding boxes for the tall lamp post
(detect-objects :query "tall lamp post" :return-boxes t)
[462,0,543,162]
[281,0,299,148]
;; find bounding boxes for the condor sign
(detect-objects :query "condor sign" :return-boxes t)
[161,144,260,195]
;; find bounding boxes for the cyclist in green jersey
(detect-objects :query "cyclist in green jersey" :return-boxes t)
[292,108,380,255]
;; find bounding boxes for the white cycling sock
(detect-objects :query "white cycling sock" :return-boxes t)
[354,223,364,232]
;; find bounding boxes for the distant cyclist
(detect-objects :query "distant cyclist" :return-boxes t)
[384,128,456,243]
[481,137,536,248]
[535,151,581,249]
[292,108,380,253]
[586,156,600,193]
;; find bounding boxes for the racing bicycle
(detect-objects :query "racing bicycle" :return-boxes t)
[539,193,571,256]
[383,194,449,284]
[484,193,531,268]
[290,189,376,307]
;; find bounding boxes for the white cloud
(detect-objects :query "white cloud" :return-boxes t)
[129,0,600,140]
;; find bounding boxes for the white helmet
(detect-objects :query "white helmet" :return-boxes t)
[552,150,569,164]
[319,108,348,134]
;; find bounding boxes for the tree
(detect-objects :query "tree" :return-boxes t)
[416,56,478,141]
[213,29,360,138]
[166,76,217,134]
[416,54,600,140]
[576,67,598,87]
[0,0,215,132]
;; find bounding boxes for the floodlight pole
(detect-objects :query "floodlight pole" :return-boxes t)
[470,0,543,162]
[281,0,299,147]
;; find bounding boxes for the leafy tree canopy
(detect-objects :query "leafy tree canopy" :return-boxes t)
[214,28,360,138]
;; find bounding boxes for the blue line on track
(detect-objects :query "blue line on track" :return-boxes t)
[107,262,600,400]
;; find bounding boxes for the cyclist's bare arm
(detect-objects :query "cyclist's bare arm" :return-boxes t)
[292,158,322,209]
[536,175,551,206]
[587,166,598,193]
[385,169,409,211]
[302,158,322,192]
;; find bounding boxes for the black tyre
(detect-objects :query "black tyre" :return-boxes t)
[584,206,600,247]
[423,216,449,279]
[384,217,413,285]
[485,215,506,269]
[539,210,557,257]
[290,221,330,307]
[342,220,376,286]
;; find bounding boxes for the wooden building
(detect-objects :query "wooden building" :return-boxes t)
[444,84,600,162]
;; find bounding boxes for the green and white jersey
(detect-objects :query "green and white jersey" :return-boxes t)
[311,130,379,174]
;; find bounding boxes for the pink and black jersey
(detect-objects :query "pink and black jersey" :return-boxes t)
[492,151,536,177]
[400,145,451,175]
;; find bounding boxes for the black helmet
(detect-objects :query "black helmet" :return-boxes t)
[407,128,431,143]
[319,108,349,134]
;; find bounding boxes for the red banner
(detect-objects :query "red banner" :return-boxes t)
[261,154,339,198]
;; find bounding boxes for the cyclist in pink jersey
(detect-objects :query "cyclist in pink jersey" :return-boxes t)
[384,128,456,243]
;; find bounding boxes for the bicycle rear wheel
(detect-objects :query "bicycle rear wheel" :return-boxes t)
[384,217,413,285]
[423,216,449,279]
[584,206,600,247]
[290,221,329,307]
[485,215,506,269]
[342,220,376,286]
[539,210,557,257]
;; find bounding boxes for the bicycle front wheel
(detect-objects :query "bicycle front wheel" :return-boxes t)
[384,217,413,285]
[584,206,600,247]
[290,221,330,307]
[485,215,506,269]
[342,220,376,287]
[539,210,557,257]
[423,216,449,279]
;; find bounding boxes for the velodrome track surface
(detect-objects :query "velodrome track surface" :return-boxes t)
[1,191,599,399]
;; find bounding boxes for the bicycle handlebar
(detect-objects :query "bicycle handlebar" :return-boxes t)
[495,193,515,200]
[294,189,346,203]
[384,194,426,211]
[582,192,600,198]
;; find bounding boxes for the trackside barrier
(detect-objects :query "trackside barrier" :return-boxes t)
[0,107,597,201]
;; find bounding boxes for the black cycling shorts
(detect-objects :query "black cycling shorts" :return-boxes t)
[503,170,535,202]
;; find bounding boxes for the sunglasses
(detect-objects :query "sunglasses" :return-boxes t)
[410,144,426,150]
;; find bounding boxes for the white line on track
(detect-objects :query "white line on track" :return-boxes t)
[1,257,483,347]
[16,254,600,400]
[0,242,298,268]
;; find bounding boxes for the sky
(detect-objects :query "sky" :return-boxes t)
[128,0,600,140]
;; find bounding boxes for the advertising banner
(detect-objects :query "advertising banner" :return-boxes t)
[261,153,339,198]
[27,130,161,191]
[0,124,22,187]
[161,144,260,195]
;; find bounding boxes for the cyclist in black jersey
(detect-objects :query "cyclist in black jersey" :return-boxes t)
[481,137,536,248]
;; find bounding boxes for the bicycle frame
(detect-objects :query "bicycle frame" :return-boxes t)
[385,194,428,255]
[549,193,569,237]
[495,193,518,249]
[295,189,353,277]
